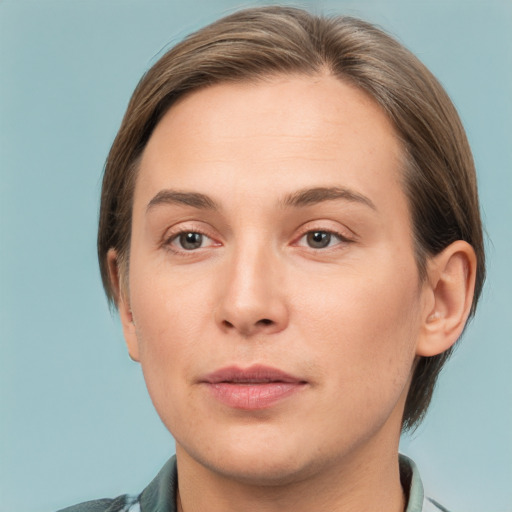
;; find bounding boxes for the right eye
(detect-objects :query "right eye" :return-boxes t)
[167,231,215,251]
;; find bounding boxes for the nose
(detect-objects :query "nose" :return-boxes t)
[214,244,289,337]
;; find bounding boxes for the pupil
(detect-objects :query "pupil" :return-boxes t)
[180,232,202,250]
[308,231,330,248]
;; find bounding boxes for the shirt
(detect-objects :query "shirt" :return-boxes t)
[57,454,450,512]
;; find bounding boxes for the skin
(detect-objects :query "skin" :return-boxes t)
[110,74,476,512]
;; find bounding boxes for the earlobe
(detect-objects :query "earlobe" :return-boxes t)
[416,241,477,357]
[107,249,141,362]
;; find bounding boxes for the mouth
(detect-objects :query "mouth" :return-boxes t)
[201,365,308,410]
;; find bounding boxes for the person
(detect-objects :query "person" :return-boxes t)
[59,6,485,512]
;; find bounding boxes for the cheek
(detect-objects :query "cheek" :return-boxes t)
[131,254,213,340]
[295,260,421,397]
[128,265,213,401]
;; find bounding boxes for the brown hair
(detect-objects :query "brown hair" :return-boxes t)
[97,6,485,430]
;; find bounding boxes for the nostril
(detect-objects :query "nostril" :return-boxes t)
[219,317,277,333]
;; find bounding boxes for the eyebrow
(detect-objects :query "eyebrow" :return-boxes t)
[146,186,376,213]
[281,187,376,210]
[146,190,219,212]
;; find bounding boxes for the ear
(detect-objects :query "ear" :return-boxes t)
[416,240,477,357]
[107,249,140,362]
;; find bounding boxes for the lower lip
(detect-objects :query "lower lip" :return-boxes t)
[205,382,305,410]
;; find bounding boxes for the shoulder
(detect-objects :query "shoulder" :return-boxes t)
[56,494,140,512]
[56,455,177,512]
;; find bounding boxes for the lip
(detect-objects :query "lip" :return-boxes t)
[201,365,307,410]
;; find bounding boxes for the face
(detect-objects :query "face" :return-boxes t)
[120,75,431,484]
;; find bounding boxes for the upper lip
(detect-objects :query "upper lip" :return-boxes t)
[201,365,305,384]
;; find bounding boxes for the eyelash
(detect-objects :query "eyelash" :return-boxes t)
[294,229,352,250]
[163,228,218,254]
[162,226,354,255]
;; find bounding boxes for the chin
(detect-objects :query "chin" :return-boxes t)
[203,450,320,487]
[176,425,341,488]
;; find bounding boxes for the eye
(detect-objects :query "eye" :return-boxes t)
[299,230,347,249]
[179,232,204,250]
[169,231,212,251]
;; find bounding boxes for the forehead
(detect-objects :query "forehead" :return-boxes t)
[136,74,405,215]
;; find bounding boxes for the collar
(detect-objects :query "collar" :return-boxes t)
[400,454,425,512]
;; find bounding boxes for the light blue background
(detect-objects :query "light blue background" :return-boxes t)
[1,1,511,511]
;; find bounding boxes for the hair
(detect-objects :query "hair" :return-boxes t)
[97,6,485,431]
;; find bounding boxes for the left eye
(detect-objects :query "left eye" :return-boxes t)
[299,230,344,249]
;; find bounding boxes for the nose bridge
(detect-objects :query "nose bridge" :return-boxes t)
[215,234,288,335]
